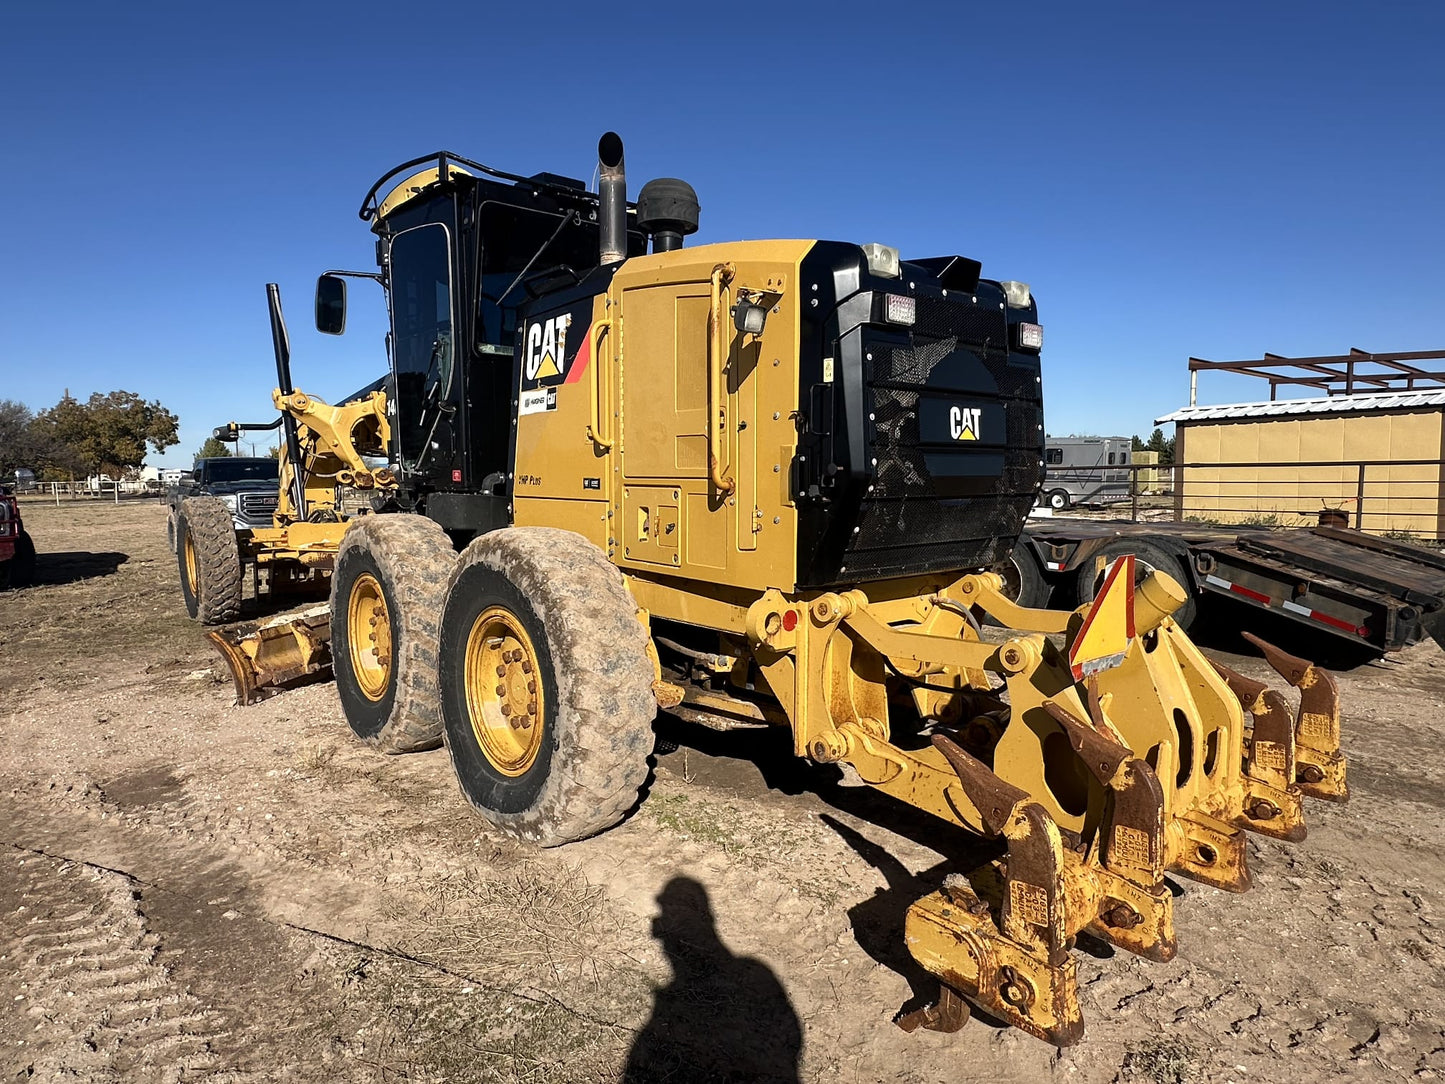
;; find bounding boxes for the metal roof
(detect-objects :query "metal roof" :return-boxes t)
[1156,388,1445,425]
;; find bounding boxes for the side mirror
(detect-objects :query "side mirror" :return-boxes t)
[316,274,347,335]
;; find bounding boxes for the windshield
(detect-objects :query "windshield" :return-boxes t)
[204,459,279,483]
[476,203,639,350]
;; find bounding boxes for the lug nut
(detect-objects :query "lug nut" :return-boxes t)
[527,700,538,715]
[495,684,506,697]
[521,660,533,674]
[496,665,507,677]
[1298,764,1325,785]
[527,680,537,694]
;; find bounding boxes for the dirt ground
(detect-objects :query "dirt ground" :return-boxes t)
[2,498,1444,1083]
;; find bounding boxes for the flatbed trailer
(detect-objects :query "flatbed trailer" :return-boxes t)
[1011,518,1445,661]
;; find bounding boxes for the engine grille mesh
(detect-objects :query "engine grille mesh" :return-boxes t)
[840,296,1041,580]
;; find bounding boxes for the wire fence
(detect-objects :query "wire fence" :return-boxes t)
[1042,458,1444,540]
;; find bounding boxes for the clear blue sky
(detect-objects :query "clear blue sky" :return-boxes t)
[3,1,1441,466]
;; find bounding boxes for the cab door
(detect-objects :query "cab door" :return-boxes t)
[386,221,457,486]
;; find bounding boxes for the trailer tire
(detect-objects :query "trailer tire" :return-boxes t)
[1046,489,1071,512]
[176,497,242,625]
[11,530,36,587]
[438,527,656,846]
[1073,538,1197,630]
[330,514,456,754]
[990,543,1050,613]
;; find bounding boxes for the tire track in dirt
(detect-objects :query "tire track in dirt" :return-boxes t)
[1,851,261,1083]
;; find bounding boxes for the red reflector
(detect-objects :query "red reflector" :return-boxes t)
[452,469,463,483]
[1357,625,1370,637]
[1229,583,1271,605]
[1310,609,1358,633]
[782,610,798,632]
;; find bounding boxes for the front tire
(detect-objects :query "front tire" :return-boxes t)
[330,514,456,753]
[11,530,36,587]
[438,527,656,846]
[176,498,242,624]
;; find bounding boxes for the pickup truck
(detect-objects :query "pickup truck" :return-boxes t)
[0,489,35,589]
[165,457,280,552]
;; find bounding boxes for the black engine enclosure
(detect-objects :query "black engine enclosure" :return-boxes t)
[792,243,1044,587]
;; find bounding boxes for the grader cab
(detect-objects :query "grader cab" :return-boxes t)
[172,133,1350,1044]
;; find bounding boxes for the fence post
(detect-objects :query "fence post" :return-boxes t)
[1130,465,1139,522]
[1354,462,1366,530]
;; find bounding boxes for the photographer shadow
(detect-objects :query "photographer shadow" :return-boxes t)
[624,877,801,1084]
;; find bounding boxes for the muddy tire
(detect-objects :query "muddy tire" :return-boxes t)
[438,527,655,846]
[11,530,36,587]
[176,497,242,624]
[330,514,456,754]
[1073,538,1197,630]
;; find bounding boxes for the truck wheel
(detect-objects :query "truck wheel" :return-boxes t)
[11,530,36,587]
[166,509,178,553]
[176,497,242,624]
[993,543,1050,610]
[1047,489,1070,512]
[330,514,456,754]
[1073,538,1197,630]
[438,527,656,846]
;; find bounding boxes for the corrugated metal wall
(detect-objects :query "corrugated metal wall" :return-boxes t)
[1174,409,1445,536]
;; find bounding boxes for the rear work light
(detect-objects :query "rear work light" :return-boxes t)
[1015,322,1043,351]
[885,294,916,326]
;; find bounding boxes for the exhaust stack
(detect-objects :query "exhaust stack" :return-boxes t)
[598,132,626,265]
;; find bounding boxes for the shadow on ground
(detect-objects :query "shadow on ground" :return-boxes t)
[25,551,129,587]
[624,877,801,1083]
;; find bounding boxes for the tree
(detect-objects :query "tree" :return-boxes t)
[267,445,282,459]
[0,398,83,479]
[1131,434,1145,452]
[196,436,234,459]
[1145,427,1176,465]
[31,391,180,477]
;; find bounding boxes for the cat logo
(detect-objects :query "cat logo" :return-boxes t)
[949,405,982,441]
[525,314,572,382]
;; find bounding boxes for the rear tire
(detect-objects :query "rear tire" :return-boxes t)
[1072,538,1197,630]
[176,497,242,624]
[330,514,456,754]
[995,542,1049,609]
[438,527,656,846]
[11,530,35,587]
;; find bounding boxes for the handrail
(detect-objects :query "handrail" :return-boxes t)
[707,262,737,494]
[586,318,614,451]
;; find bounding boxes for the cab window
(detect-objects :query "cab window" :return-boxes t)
[389,223,454,467]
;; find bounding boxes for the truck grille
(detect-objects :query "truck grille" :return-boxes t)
[236,491,278,527]
[843,296,1042,580]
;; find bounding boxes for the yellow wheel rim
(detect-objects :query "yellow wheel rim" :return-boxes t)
[463,605,545,777]
[346,573,393,701]
[183,531,199,596]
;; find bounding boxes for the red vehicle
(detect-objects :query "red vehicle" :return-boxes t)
[0,492,35,589]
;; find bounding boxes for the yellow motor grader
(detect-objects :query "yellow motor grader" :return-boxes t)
[174,133,1348,1044]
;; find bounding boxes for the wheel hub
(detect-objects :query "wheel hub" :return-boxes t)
[463,606,544,776]
[183,532,199,595]
[347,572,393,701]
